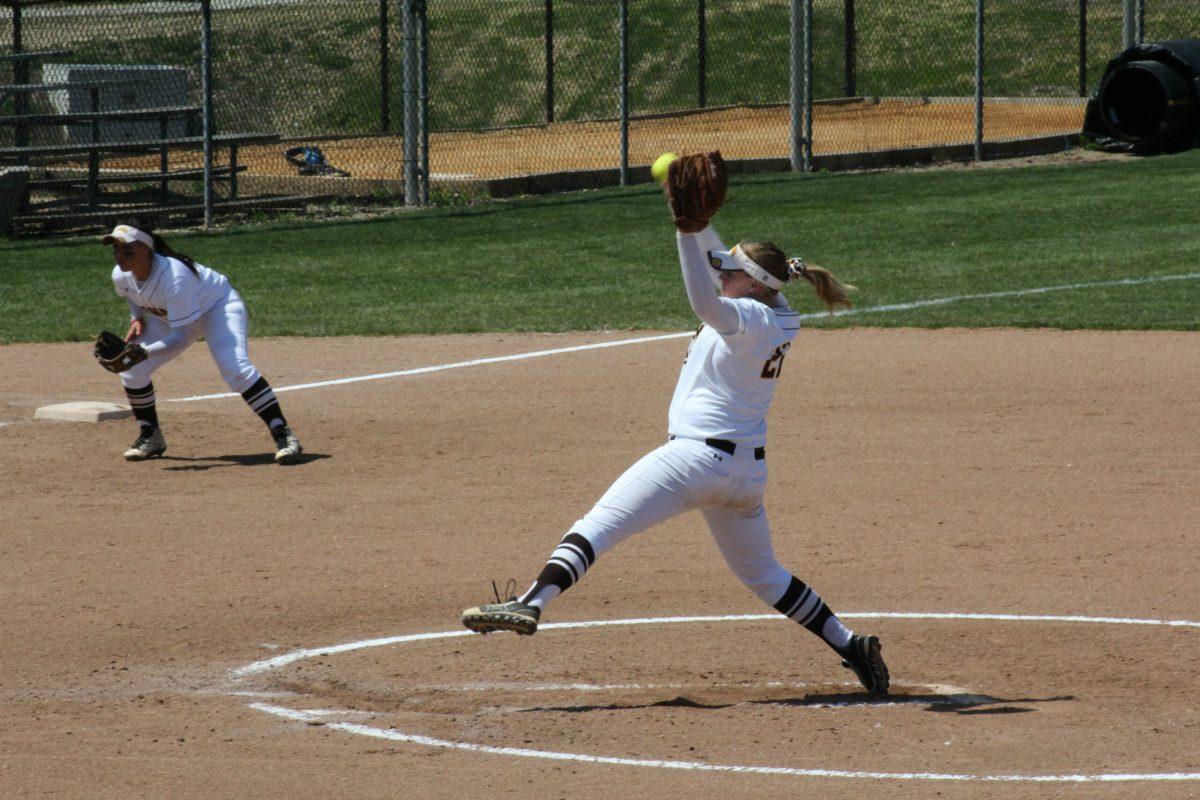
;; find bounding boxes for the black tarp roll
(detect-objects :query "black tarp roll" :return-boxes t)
[1083,39,1200,153]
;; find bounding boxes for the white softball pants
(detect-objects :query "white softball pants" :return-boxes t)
[570,436,793,606]
[119,288,261,394]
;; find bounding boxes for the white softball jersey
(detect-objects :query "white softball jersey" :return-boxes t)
[667,298,799,447]
[111,253,261,394]
[111,252,229,329]
[667,231,800,447]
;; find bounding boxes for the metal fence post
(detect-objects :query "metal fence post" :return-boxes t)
[789,0,802,172]
[698,0,706,108]
[419,0,429,205]
[1078,0,1088,97]
[12,1,28,155]
[1136,0,1145,44]
[9,2,19,60]
[1123,0,1136,50]
[380,0,390,133]
[159,113,170,205]
[803,0,813,171]
[619,0,629,186]
[88,87,100,210]
[403,0,419,206]
[974,0,984,162]
[201,0,214,228]
[844,0,857,97]
[545,0,554,123]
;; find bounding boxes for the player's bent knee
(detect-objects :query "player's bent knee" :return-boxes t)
[119,361,156,387]
[731,561,791,604]
[222,364,260,394]
[567,518,619,558]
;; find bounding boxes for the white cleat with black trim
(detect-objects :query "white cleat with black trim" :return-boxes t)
[123,427,166,461]
[461,599,541,635]
[272,426,303,464]
[461,581,541,635]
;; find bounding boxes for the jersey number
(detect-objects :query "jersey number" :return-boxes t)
[761,343,790,379]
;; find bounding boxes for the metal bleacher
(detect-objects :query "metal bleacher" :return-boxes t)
[0,43,309,236]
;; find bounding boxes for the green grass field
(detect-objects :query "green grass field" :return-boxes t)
[3,150,1199,344]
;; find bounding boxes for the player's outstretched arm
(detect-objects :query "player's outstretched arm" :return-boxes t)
[693,225,727,291]
[676,230,740,335]
[664,151,739,332]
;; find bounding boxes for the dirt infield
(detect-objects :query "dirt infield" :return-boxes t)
[103,100,1086,182]
[2,327,1197,798]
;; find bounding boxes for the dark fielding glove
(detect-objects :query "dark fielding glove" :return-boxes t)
[665,151,728,234]
[93,330,149,374]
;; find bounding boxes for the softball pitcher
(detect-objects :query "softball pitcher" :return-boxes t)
[97,219,302,464]
[462,153,889,694]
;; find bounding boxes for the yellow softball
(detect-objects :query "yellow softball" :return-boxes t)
[651,152,678,184]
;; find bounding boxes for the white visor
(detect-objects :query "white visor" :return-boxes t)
[706,246,785,290]
[101,225,154,248]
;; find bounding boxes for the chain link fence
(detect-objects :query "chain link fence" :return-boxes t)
[3,0,1200,236]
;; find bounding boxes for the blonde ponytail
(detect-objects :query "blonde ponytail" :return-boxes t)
[794,260,856,312]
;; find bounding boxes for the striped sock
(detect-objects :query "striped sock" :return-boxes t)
[124,382,159,430]
[773,575,853,651]
[240,376,287,431]
[519,532,596,610]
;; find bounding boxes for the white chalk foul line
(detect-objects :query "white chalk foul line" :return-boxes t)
[232,610,1200,783]
[169,272,1200,403]
[168,332,692,402]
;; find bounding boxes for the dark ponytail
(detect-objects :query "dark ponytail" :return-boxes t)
[117,217,199,276]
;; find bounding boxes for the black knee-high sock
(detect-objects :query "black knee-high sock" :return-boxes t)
[124,382,159,430]
[519,532,595,606]
[240,376,287,431]
[773,575,853,652]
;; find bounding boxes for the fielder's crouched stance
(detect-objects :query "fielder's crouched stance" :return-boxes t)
[463,153,889,694]
[94,220,302,464]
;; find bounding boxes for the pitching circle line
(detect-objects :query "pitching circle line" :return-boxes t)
[231,611,1200,784]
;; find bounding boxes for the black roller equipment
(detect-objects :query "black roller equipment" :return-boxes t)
[1083,39,1200,154]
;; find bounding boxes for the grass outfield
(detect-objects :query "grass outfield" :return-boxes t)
[3,150,1200,344]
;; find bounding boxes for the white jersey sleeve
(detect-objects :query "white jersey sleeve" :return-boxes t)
[724,296,776,347]
[676,230,741,335]
[111,266,128,298]
[111,269,142,320]
[693,226,728,292]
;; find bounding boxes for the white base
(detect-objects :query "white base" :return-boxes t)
[35,401,132,422]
